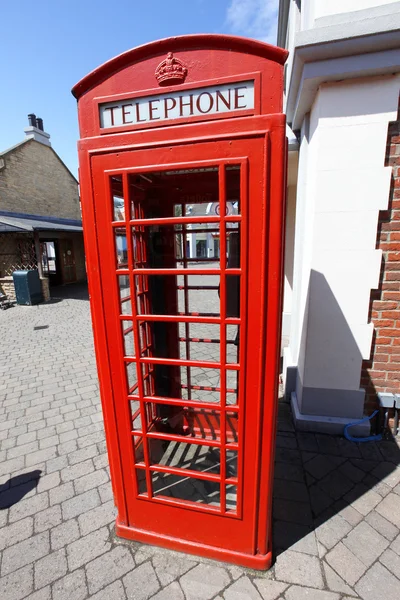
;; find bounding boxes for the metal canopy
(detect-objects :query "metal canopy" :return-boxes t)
[0,213,83,233]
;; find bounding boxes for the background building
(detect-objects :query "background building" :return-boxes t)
[0,115,85,300]
[278,0,400,433]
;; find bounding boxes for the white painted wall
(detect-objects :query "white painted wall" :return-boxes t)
[286,74,400,419]
[301,0,400,29]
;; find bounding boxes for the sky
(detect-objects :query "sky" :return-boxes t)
[0,0,278,179]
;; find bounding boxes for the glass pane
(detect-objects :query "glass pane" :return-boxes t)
[111,175,124,221]
[227,229,241,270]
[133,437,145,464]
[121,322,135,357]
[226,370,239,405]
[145,406,222,441]
[226,484,237,512]
[115,228,128,268]
[131,225,221,269]
[136,468,147,494]
[226,411,239,443]
[226,450,238,478]
[130,400,142,432]
[179,323,220,364]
[226,165,241,215]
[226,325,240,364]
[135,275,220,317]
[149,438,221,474]
[118,275,131,315]
[182,367,221,403]
[126,362,138,395]
[128,167,219,221]
[152,471,220,507]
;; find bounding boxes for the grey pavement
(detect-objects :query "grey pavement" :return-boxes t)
[1,282,400,599]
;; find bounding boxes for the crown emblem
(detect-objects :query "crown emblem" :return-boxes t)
[155,52,188,86]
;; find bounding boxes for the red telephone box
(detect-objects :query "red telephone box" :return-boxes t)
[73,34,287,569]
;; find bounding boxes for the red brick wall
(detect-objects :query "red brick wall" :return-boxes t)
[361,104,400,413]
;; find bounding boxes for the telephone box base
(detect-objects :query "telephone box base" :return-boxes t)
[115,518,272,570]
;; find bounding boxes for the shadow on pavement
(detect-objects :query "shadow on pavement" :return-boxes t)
[0,470,42,509]
[49,281,89,301]
[272,398,400,559]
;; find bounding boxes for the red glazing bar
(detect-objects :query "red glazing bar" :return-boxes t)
[181,383,237,393]
[236,159,248,520]
[178,337,235,345]
[181,214,192,404]
[124,215,241,226]
[219,165,227,515]
[177,286,219,290]
[146,430,221,448]
[123,173,153,498]
[123,324,134,335]
[139,356,239,371]
[147,463,222,483]
[130,394,223,411]
[177,312,220,317]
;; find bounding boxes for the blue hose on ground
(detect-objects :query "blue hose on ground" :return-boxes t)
[344,410,382,443]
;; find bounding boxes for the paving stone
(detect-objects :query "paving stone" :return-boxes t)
[62,488,101,520]
[85,545,134,594]
[273,479,309,502]
[51,519,80,550]
[318,470,354,500]
[355,562,400,600]
[390,532,400,555]
[28,586,52,600]
[46,455,68,474]
[99,481,114,503]
[379,547,400,573]
[304,455,343,480]
[308,485,334,516]
[273,521,318,555]
[338,461,365,483]
[253,579,288,600]
[150,581,184,600]
[90,580,127,600]
[332,500,363,526]
[325,542,367,586]
[223,576,262,599]
[49,481,74,505]
[0,564,34,600]
[1,531,50,576]
[285,586,340,600]
[274,462,304,482]
[60,459,95,483]
[274,550,324,588]
[365,510,399,541]
[273,499,313,525]
[78,499,116,536]
[52,569,87,600]
[74,468,109,495]
[343,521,389,567]
[323,562,357,596]
[362,474,392,498]
[26,447,57,467]
[180,563,230,600]
[314,514,352,550]
[375,492,400,527]
[343,484,382,516]
[0,516,33,551]
[36,471,61,493]
[34,504,62,533]
[67,526,111,571]
[123,561,160,600]
[152,548,198,586]
[34,548,68,589]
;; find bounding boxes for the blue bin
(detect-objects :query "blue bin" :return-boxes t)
[12,270,43,305]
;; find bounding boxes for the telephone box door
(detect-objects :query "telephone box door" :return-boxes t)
[91,133,276,565]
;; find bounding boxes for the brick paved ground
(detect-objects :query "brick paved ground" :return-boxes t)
[1,283,400,600]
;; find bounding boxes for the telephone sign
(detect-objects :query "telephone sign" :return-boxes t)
[73,34,287,570]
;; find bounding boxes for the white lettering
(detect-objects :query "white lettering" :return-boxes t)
[99,81,254,128]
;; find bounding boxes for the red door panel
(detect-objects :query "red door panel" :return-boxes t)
[91,136,269,559]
